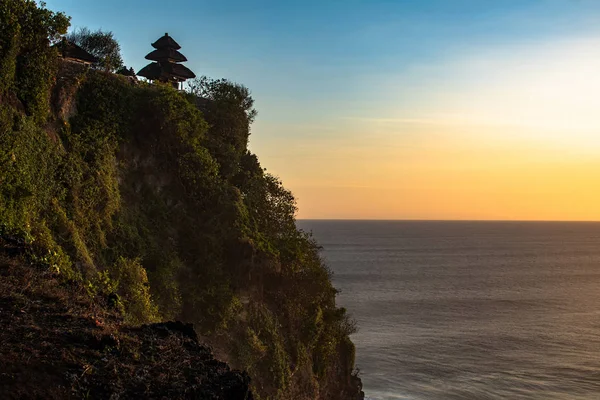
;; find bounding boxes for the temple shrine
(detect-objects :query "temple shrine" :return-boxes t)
[137,33,195,88]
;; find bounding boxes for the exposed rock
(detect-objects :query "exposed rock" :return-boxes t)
[0,238,253,400]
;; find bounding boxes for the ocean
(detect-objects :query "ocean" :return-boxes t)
[296,220,600,400]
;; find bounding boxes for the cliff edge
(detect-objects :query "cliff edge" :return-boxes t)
[0,2,363,398]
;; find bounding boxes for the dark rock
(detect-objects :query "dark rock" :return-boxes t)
[107,292,120,309]
[146,321,199,342]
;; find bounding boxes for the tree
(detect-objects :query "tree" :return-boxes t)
[0,0,70,118]
[187,77,257,178]
[187,77,257,124]
[66,27,123,72]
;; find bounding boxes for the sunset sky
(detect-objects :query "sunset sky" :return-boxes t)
[46,0,600,220]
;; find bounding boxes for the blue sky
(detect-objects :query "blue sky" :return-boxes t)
[46,2,600,66]
[47,0,600,114]
[45,0,600,220]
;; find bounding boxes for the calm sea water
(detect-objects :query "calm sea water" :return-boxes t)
[296,220,600,400]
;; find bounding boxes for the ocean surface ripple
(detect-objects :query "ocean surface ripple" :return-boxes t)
[297,220,600,400]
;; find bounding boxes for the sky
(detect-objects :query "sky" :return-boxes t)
[46,0,600,220]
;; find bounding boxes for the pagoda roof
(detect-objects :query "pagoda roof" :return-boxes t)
[145,47,187,63]
[151,33,181,50]
[137,62,196,81]
[53,39,98,64]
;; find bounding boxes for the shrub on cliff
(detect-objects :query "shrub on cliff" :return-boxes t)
[188,76,257,179]
[0,0,69,120]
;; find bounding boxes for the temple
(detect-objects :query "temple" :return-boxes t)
[137,33,196,88]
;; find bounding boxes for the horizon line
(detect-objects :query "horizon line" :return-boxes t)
[296,218,600,223]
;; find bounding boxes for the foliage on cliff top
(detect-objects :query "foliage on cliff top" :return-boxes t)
[0,0,69,120]
[66,27,123,72]
[0,2,362,399]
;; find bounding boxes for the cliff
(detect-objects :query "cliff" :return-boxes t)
[0,2,363,399]
[0,235,252,399]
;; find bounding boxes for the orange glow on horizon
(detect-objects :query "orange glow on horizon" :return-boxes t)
[250,37,600,221]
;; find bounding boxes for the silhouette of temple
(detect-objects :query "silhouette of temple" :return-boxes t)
[137,33,195,88]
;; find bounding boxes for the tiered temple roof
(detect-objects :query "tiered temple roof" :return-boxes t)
[137,33,195,86]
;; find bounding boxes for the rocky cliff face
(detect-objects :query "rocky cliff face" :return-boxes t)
[0,236,253,399]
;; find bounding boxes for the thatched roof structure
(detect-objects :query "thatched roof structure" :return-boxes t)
[145,48,187,63]
[137,33,195,86]
[137,62,195,81]
[151,33,181,50]
[53,38,98,65]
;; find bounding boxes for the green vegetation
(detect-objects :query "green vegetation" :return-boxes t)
[66,27,123,72]
[0,0,69,119]
[0,1,361,398]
